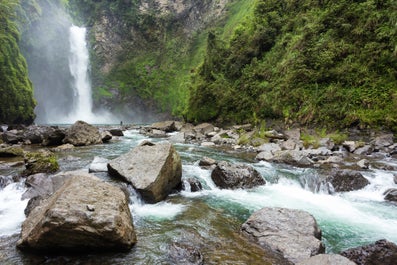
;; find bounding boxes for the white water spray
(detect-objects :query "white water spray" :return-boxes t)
[59,25,115,124]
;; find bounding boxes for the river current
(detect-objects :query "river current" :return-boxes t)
[1,129,397,264]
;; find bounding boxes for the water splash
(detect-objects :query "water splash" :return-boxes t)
[58,25,116,124]
[0,183,27,236]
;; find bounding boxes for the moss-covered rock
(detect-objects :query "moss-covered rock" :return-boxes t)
[23,150,59,176]
[0,146,24,157]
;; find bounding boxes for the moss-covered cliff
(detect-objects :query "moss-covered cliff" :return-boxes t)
[0,0,36,124]
[67,0,237,119]
[187,0,397,130]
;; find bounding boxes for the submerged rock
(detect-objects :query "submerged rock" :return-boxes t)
[168,242,204,265]
[327,170,370,192]
[211,161,265,189]
[63,120,102,146]
[183,178,203,192]
[340,239,397,265]
[0,175,13,189]
[241,207,324,264]
[297,254,356,265]
[108,142,182,203]
[17,173,136,252]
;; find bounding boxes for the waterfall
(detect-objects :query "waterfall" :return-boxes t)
[55,25,115,124]
[68,26,93,121]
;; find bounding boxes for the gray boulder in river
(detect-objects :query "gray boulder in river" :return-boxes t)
[17,173,136,252]
[63,120,102,146]
[107,141,182,203]
[211,161,265,189]
[241,207,324,264]
[327,170,370,192]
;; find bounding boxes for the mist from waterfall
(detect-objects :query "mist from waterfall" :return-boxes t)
[55,25,116,124]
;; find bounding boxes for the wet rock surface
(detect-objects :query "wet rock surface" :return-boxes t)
[340,239,397,265]
[108,142,182,203]
[241,207,324,264]
[63,121,102,146]
[17,173,136,252]
[211,161,265,190]
[327,170,370,192]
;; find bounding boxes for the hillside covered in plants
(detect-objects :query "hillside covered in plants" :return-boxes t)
[0,0,396,130]
[0,0,36,124]
[187,0,397,130]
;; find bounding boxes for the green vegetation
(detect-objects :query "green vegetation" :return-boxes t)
[187,0,397,130]
[0,0,36,124]
[66,0,257,118]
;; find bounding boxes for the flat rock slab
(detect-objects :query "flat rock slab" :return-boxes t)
[17,173,136,252]
[241,207,324,264]
[107,142,182,203]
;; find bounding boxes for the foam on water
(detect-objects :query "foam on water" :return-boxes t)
[128,188,185,221]
[181,162,397,250]
[0,183,27,236]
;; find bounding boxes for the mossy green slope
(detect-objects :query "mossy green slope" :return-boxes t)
[187,0,397,130]
[0,0,36,124]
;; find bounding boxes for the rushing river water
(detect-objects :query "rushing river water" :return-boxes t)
[1,129,397,264]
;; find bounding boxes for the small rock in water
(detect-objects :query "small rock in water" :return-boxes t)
[357,159,370,169]
[183,178,203,192]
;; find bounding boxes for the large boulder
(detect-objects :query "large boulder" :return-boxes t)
[297,254,356,265]
[340,239,397,265]
[151,121,177,132]
[241,207,324,264]
[327,170,370,192]
[41,126,66,146]
[211,161,265,189]
[107,142,182,203]
[2,130,23,144]
[63,121,102,146]
[17,173,136,252]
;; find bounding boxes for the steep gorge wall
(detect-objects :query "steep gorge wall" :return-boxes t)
[68,0,232,120]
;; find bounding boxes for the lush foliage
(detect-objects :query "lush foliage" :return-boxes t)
[67,0,252,117]
[0,0,36,124]
[187,0,397,130]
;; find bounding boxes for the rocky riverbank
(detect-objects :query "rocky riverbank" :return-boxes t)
[1,120,397,264]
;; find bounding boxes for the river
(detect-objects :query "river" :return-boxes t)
[1,129,397,264]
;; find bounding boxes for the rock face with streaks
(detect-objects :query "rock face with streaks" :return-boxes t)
[17,173,136,252]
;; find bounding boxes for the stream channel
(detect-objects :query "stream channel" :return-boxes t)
[1,128,397,264]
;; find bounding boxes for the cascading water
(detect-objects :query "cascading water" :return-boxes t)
[68,26,93,122]
[57,25,116,124]
[1,130,397,263]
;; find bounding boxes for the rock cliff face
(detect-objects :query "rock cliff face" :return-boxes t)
[90,0,229,74]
